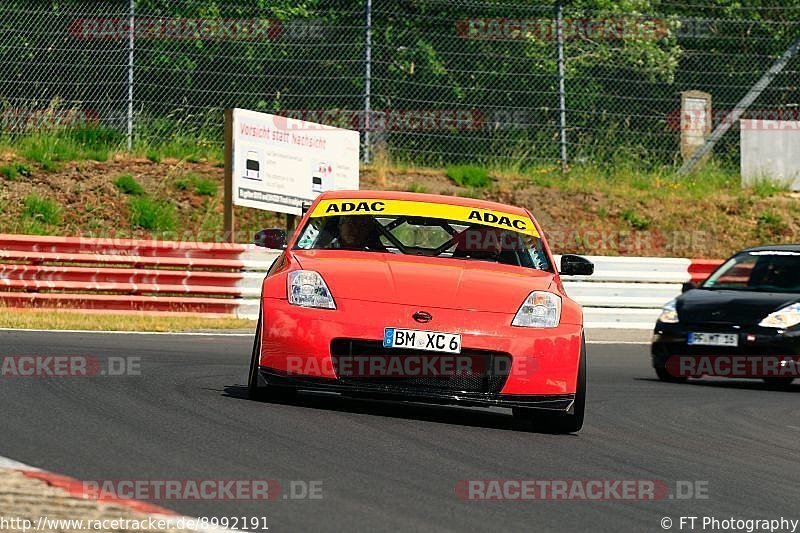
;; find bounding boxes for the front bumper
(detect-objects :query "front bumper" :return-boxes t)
[651,321,800,368]
[260,297,583,397]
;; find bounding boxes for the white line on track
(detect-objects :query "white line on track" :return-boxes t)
[1,328,651,344]
[0,455,37,469]
[588,340,650,345]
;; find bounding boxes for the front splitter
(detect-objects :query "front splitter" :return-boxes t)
[259,368,575,412]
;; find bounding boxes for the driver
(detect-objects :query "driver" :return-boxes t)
[334,216,385,251]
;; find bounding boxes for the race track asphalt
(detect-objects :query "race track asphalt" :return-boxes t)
[1,329,798,532]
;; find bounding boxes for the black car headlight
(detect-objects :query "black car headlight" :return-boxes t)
[759,303,800,329]
[658,299,679,324]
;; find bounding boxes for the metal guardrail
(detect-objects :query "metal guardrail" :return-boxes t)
[0,234,722,328]
[558,255,715,329]
[0,234,259,316]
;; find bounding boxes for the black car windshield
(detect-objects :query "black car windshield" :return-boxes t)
[702,251,800,293]
[294,213,551,271]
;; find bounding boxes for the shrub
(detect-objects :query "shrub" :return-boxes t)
[113,174,144,195]
[620,208,651,230]
[755,210,788,240]
[446,165,491,188]
[23,194,61,225]
[129,197,176,231]
[0,163,31,181]
[17,127,119,169]
[193,177,218,196]
[174,177,191,191]
[751,179,788,199]
[174,173,217,196]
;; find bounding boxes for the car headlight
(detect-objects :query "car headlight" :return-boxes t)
[759,303,800,329]
[288,270,336,309]
[512,291,561,328]
[658,299,679,324]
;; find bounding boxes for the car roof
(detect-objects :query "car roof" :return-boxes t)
[317,190,531,217]
[739,244,800,254]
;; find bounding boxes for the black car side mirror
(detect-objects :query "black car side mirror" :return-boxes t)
[254,228,287,249]
[560,254,594,276]
[681,281,698,293]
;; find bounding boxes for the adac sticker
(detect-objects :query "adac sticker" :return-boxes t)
[310,199,539,237]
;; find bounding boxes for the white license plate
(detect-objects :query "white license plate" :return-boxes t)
[688,332,739,347]
[383,328,462,354]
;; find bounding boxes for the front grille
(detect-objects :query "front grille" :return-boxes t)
[330,339,512,394]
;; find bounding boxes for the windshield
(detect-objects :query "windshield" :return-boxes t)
[294,201,551,271]
[702,251,800,293]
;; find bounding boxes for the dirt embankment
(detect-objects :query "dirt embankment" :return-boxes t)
[1,152,798,258]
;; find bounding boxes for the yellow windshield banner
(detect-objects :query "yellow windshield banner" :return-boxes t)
[310,199,539,237]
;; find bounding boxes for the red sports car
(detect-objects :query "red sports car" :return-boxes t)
[247,191,593,432]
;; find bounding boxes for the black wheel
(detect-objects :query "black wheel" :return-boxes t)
[655,366,688,383]
[513,336,586,434]
[247,311,296,402]
[762,377,794,390]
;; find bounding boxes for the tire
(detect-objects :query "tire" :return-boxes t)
[762,377,794,390]
[513,336,586,434]
[247,311,296,402]
[655,366,688,383]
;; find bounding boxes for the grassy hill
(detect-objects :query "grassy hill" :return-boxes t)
[1,131,798,259]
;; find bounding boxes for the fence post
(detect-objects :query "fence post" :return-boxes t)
[556,0,568,173]
[127,0,134,151]
[677,35,800,176]
[363,0,372,164]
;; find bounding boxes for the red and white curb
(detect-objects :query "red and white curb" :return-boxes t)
[0,455,240,532]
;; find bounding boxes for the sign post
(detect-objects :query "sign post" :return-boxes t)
[680,90,712,162]
[223,109,235,242]
[223,108,360,243]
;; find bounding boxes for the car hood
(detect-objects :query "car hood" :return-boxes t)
[678,288,800,326]
[292,250,553,313]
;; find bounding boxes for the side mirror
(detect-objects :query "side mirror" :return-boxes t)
[560,254,594,276]
[681,281,698,293]
[254,228,286,249]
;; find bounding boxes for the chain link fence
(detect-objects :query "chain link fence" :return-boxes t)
[2,0,800,169]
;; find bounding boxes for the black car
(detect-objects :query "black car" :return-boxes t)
[652,245,800,388]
